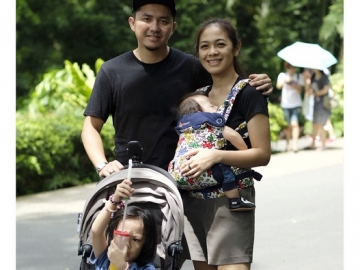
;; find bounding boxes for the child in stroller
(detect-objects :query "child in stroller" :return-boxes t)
[78,142,184,270]
[90,179,158,269]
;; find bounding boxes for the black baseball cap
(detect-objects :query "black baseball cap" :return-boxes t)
[132,0,177,18]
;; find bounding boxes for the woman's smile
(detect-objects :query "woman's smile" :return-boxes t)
[207,59,221,66]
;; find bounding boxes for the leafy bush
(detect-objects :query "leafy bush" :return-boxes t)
[17,110,90,194]
[16,108,115,196]
[16,59,111,196]
[328,72,344,137]
[268,102,287,141]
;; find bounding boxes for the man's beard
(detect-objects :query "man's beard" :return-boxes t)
[145,45,160,52]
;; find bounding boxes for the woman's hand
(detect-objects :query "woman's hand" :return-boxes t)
[108,239,128,270]
[180,148,218,178]
[249,73,273,95]
[113,179,134,201]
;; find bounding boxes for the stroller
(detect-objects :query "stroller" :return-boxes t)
[77,141,184,270]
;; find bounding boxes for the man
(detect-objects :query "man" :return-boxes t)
[81,0,273,178]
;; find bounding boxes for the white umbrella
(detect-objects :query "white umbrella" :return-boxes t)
[277,41,337,70]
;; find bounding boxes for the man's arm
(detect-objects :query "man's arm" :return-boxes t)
[81,116,123,177]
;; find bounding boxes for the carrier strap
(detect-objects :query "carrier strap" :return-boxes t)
[235,169,262,181]
[186,169,263,196]
[196,78,250,123]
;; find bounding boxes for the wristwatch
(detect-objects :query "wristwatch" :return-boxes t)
[95,161,108,173]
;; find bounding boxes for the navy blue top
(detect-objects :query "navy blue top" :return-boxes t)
[89,249,155,270]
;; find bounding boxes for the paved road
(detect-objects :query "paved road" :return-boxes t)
[16,137,346,270]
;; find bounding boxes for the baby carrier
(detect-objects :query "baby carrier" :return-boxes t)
[168,78,263,199]
[77,141,184,270]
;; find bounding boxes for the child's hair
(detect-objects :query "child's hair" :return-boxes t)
[105,205,157,266]
[177,92,207,118]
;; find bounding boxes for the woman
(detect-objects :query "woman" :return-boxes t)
[168,92,255,212]
[305,69,330,150]
[176,18,271,270]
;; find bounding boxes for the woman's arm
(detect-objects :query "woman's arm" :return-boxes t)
[314,84,329,97]
[181,113,271,177]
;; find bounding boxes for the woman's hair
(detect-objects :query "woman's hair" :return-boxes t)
[177,92,207,118]
[106,205,157,266]
[311,69,325,80]
[194,17,247,78]
[284,61,294,69]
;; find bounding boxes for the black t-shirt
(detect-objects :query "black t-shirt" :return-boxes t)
[84,48,212,170]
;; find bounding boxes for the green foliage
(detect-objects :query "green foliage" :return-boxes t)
[17,0,342,102]
[26,60,95,115]
[16,110,94,195]
[95,58,105,74]
[268,102,287,141]
[329,72,344,137]
[16,0,134,101]
[16,59,115,196]
[16,0,344,195]
[16,108,116,195]
[319,0,343,40]
[172,0,239,52]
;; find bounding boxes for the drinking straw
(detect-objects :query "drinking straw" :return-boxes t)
[121,159,132,232]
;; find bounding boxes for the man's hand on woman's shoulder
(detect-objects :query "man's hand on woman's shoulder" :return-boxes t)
[249,73,273,95]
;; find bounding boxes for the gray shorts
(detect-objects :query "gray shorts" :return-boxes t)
[179,186,256,265]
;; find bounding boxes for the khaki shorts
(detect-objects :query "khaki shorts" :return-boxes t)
[179,186,255,265]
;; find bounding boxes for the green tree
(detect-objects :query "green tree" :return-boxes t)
[16,59,115,196]
[17,0,339,104]
[319,0,343,73]
[16,0,344,195]
[16,0,134,103]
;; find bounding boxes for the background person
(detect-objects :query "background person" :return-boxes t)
[305,69,330,150]
[301,68,314,123]
[276,61,304,152]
